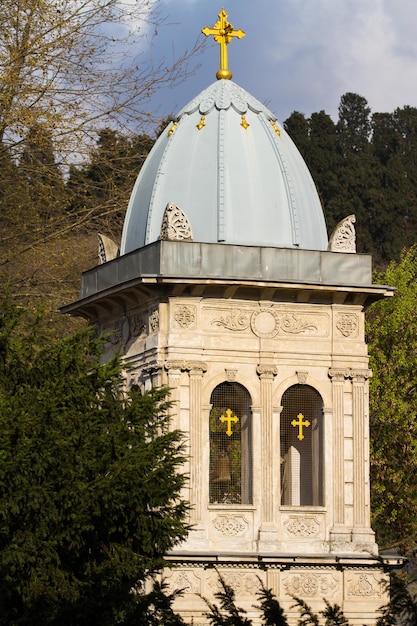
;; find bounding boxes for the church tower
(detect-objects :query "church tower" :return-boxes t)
[63,9,396,623]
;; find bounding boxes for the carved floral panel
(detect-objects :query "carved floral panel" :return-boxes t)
[283,571,340,598]
[207,306,329,338]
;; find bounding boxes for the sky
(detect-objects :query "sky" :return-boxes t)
[142,0,417,128]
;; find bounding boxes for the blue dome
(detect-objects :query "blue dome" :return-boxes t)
[121,80,328,254]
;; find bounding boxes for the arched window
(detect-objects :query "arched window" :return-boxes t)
[280,384,323,506]
[209,382,252,505]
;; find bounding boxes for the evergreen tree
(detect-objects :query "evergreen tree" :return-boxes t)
[254,579,289,626]
[0,292,189,625]
[204,571,252,626]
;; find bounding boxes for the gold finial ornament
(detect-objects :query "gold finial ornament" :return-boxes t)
[202,8,245,80]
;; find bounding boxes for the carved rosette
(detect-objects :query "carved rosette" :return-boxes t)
[336,313,358,337]
[283,515,321,538]
[283,571,339,598]
[174,305,196,329]
[160,202,193,241]
[251,308,280,338]
[212,514,248,536]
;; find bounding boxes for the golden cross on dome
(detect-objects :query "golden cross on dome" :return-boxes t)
[291,413,311,441]
[202,8,245,80]
[220,408,239,436]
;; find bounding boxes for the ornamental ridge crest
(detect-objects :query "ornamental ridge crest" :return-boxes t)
[160,202,193,241]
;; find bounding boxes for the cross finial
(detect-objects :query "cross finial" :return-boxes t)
[291,413,311,441]
[202,8,245,80]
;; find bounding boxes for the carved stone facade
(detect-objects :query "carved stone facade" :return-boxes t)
[64,243,395,624]
[103,294,388,622]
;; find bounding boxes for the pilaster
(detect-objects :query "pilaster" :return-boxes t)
[256,364,279,545]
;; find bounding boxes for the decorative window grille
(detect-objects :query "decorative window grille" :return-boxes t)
[209,382,252,505]
[280,384,323,506]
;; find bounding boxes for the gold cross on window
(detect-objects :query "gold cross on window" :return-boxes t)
[220,408,239,436]
[202,8,245,80]
[291,413,310,441]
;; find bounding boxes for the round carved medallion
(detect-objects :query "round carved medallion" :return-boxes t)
[250,308,280,338]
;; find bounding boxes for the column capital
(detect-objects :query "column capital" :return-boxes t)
[164,359,208,375]
[328,368,350,381]
[256,364,278,379]
[349,368,372,382]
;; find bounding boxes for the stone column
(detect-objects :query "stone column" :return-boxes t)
[164,360,184,431]
[351,369,372,527]
[257,365,279,544]
[329,369,349,529]
[141,362,163,391]
[187,361,207,526]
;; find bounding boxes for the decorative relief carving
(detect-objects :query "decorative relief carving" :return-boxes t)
[225,369,238,382]
[212,514,248,536]
[160,202,193,241]
[251,308,280,338]
[284,572,339,598]
[166,570,201,595]
[131,314,146,338]
[346,573,381,598]
[110,314,147,347]
[280,314,318,334]
[212,309,250,331]
[110,317,130,346]
[174,305,196,328]
[297,371,308,384]
[110,319,124,345]
[208,571,258,595]
[284,516,321,537]
[328,214,356,253]
[149,308,159,333]
[336,313,358,337]
[209,307,324,337]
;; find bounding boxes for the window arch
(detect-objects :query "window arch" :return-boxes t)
[280,384,323,506]
[209,382,252,505]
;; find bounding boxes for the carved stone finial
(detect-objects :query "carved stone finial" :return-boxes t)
[328,215,356,253]
[160,202,193,241]
[98,233,119,264]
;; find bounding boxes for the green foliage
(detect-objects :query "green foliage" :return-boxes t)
[0,292,189,625]
[367,245,417,549]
